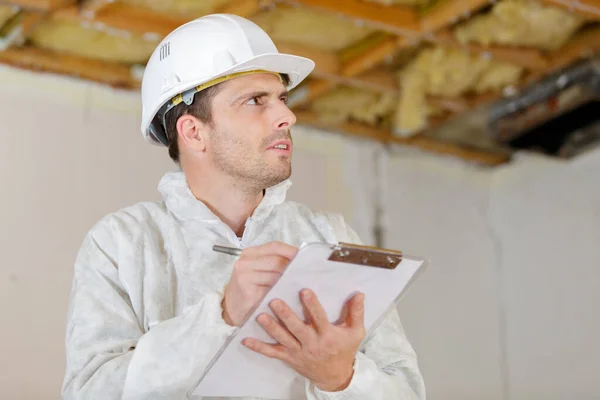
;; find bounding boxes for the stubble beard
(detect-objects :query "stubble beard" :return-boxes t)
[210,129,292,196]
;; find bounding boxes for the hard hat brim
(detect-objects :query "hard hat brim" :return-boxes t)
[143,52,315,146]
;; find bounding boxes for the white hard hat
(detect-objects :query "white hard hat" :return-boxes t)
[140,13,315,146]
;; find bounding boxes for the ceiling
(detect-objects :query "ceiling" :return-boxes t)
[0,0,599,165]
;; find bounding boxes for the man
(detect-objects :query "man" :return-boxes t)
[62,13,425,400]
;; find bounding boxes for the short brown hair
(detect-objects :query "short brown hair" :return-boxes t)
[164,84,221,164]
[163,73,290,164]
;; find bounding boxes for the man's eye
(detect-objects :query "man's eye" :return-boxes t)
[280,96,288,104]
[247,97,261,105]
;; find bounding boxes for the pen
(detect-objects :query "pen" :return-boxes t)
[212,244,243,256]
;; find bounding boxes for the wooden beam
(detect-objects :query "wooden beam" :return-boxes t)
[0,11,45,50]
[19,10,45,34]
[431,29,549,70]
[276,41,340,76]
[217,0,274,18]
[353,67,398,92]
[295,110,510,166]
[61,0,276,40]
[54,3,184,37]
[341,36,410,77]
[79,0,112,18]
[421,0,490,33]
[0,45,139,88]
[537,0,600,19]
[288,79,334,108]
[547,27,600,70]
[428,96,470,113]
[4,0,75,11]
[290,0,420,36]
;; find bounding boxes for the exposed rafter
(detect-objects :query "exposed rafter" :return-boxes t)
[217,0,274,18]
[79,0,111,17]
[294,110,510,166]
[538,0,600,19]
[548,26,600,70]
[0,45,138,88]
[54,4,183,37]
[342,36,410,77]
[4,0,75,11]
[430,29,549,71]
[289,0,420,36]
[420,0,491,32]
[0,0,597,165]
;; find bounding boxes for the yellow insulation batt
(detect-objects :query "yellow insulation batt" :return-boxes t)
[29,18,159,64]
[311,86,398,125]
[117,0,231,20]
[454,0,585,51]
[252,6,375,52]
[395,46,523,135]
[362,0,430,5]
[0,5,19,31]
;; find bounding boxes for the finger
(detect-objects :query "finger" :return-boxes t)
[256,313,301,350]
[300,289,330,333]
[247,271,283,287]
[346,292,365,329]
[235,254,290,275]
[243,241,298,260]
[270,299,314,344]
[242,338,290,362]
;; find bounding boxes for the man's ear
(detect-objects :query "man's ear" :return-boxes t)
[177,114,209,153]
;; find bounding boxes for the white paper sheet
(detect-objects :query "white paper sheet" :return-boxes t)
[193,242,425,399]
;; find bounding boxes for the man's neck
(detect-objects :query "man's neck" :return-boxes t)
[184,169,263,237]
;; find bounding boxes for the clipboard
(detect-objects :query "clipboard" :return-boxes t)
[191,242,428,399]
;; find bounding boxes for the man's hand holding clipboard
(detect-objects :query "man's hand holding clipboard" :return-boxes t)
[215,241,365,392]
[197,241,427,399]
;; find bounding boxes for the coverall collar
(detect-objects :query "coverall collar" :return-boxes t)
[158,170,292,223]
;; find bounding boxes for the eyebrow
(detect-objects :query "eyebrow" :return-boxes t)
[231,89,289,105]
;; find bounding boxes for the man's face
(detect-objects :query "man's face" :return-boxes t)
[206,73,296,190]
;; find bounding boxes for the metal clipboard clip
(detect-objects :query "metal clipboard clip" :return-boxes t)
[328,242,403,269]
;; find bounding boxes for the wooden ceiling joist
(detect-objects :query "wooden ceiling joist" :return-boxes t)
[0,46,138,88]
[538,0,600,19]
[79,0,111,17]
[341,36,408,77]
[289,0,421,36]
[289,35,407,108]
[276,42,340,76]
[4,0,75,11]
[421,0,491,32]
[55,3,183,37]
[217,0,274,18]
[548,26,600,70]
[431,30,549,71]
[294,110,510,166]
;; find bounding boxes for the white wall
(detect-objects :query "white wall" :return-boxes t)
[383,148,600,400]
[0,66,374,399]
[1,65,599,400]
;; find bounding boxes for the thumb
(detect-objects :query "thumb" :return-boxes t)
[345,292,365,329]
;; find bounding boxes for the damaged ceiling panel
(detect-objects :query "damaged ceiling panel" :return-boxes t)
[0,0,598,165]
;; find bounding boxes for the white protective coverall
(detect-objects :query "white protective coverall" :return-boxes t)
[62,171,425,400]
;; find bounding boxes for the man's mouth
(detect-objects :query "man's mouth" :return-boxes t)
[267,140,292,152]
